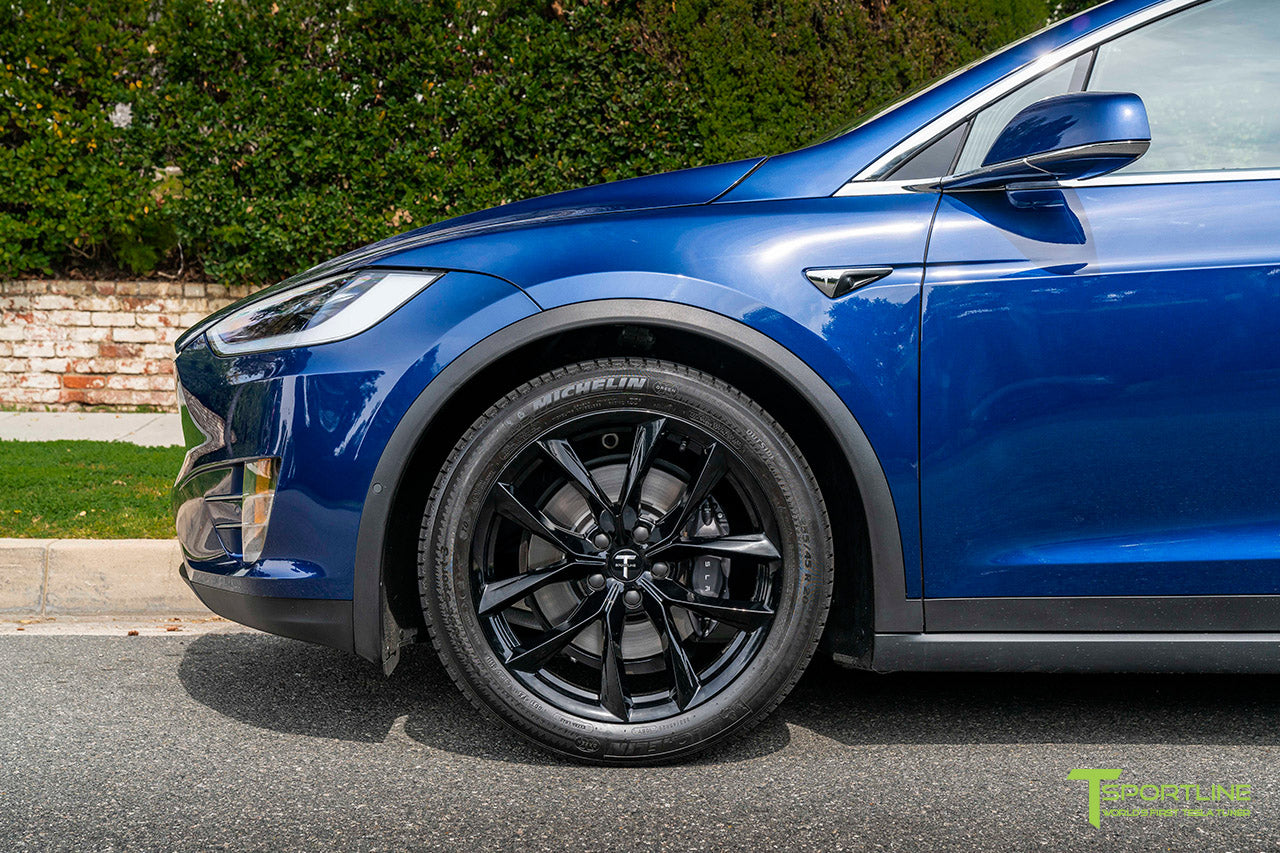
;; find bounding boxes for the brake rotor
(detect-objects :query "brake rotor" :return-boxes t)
[521,463,698,661]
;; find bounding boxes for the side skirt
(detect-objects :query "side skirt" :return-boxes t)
[925,595,1280,632]
[866,632,1280,673]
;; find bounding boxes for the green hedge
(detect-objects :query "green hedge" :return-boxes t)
[1,0,1097,285]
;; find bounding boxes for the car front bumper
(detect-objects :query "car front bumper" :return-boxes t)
[171,270,540,653]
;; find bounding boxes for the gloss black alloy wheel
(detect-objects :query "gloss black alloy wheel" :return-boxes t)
[420,359,832,763]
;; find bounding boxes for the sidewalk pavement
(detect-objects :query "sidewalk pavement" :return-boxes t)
[0,411,183,446]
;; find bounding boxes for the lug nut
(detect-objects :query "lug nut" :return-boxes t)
[592,532,611,550]
[624,590,642,608]
[587,573,606,590]
[651,561,670,579]
[632,525,650,544]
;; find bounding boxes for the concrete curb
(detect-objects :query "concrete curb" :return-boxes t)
[0,538,204,616]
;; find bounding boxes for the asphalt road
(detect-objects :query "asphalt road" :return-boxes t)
[3,632,1280,852]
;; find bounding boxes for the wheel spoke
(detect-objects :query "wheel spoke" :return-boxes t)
[655,442,729,542]
[492,482,596,557]
[477,558,599,616]
[647,576,774,631]
[477,410,784,725]
[599,587,630,721]
[648,532,781,562]
[618,418,667,524]
[506,587,609,671]
[538,439,615,530]
[637,578,700,710]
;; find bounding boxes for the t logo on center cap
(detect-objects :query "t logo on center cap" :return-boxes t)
[612,549,640,580]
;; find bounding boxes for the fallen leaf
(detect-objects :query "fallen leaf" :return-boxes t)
[127,629,139,636]
[165,626,181,632]
[15,627,24,631]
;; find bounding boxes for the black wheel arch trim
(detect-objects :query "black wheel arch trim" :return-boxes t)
[351,299,918,668]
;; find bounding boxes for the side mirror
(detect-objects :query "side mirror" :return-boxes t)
[944,91,1150,190]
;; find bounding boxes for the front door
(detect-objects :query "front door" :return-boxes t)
[918,0,1280,608]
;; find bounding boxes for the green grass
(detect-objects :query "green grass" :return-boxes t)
[0,441,183,539]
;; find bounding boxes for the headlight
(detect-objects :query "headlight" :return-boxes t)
[206,269,442,356]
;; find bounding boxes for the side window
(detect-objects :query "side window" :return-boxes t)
[1087,0,1280,174]
[952,58,1082,174]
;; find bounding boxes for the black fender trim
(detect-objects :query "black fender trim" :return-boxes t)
[351,299,920,666]
[182,564,354,653]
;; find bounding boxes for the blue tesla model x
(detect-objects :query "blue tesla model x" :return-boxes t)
[172,0,1280,761]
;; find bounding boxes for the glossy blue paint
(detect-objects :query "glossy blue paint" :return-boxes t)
[944,92,1151,189]
[282,157,764,292]
[982,92,1150,168]
[370,194,938,596]
[172,0,1279,644]
[174,272,538,598]
[921,178,1280,597]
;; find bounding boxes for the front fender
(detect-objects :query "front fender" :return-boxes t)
[371,194,937,607]
[353,299,920,669]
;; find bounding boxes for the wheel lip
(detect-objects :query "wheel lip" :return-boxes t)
[467,406,787,725]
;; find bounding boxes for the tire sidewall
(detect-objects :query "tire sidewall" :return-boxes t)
[422,359,831,763]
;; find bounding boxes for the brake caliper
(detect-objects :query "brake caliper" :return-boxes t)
[687,498,731,636]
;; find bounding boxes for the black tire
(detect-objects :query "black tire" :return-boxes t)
[418,358,833,763]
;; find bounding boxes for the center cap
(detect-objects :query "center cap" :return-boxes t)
[609,548,645,581]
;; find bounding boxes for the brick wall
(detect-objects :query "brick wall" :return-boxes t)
[0,280,250,411]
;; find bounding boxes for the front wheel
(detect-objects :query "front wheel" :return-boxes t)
[419,358,833,763]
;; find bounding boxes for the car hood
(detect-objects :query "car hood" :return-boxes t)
[174,157,764,352]
[304,156,766,278]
